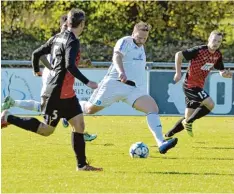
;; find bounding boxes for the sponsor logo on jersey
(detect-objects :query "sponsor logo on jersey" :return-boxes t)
[201,63,214,71]
[133,53,144,60]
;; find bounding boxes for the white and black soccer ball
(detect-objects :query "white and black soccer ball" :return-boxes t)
[129,142,149,158]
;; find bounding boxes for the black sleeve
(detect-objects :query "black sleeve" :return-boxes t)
[214,55,224,70]
[32,36,54,72]
[182,46,201,61]
[65,40,89,85]
[39,55,52,70]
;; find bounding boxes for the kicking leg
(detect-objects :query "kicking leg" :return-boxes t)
[1,110,56,136]
[133,95,178,154]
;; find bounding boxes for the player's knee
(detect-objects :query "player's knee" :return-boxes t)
[37,123,55,136]
[205,99,215,110]
[80,121,85,131]
[86,106,101,114]
[73,121,85,133]
[208,101,215,110]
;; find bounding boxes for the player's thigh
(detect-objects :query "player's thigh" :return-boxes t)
[132,95,159,114]
[88,79,125,108]
[60,96,85,133]
[184,87,209,109]
[41,96,61,128]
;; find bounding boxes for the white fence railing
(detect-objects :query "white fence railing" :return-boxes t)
[2,60,234,69]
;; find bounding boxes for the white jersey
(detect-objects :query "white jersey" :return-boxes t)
[106,36,146,87]
[41,54,52,96]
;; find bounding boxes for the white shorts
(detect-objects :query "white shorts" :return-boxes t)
[89,79,147,107]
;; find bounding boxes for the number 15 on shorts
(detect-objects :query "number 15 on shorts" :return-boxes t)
[198,90,208,100]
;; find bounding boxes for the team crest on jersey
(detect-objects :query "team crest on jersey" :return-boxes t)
[95,100,102,105]
[201,63,214,71]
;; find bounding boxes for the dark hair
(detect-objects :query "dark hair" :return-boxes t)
[67,8,85,28]
[60,14,67,27]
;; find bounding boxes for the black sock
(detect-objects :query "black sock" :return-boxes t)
[187,106,211,123]
[7,115,41,133]
[71,132,87,168]
[165,117,185,137]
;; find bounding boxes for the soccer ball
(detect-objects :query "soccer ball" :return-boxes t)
[129,142,149,158]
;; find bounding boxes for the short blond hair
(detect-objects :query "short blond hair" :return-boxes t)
[209,30,223,38]
[133,21,152,33]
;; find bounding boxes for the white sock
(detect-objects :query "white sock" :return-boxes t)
[79,101,88,114]
[147,112,164,146]
[14,100,41,112]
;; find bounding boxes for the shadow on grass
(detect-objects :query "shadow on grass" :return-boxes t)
[140,171,234,176]
[192,146,234,150]
[115,171,234,176]
[150,156,234,161]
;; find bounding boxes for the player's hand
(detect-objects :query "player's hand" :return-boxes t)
[87,81,98,89]
[34,71,42,77]
[82,59,92,66]
[221,68,232,78]
[173,72,182,83]
[119,72,127,83]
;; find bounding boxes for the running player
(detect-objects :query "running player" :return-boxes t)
[1,14,97,142]
[165,30,232,137]
[1,8,102,171]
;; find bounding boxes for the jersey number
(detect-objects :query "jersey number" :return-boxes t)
[48,110,58,125]
[198,91,207,99]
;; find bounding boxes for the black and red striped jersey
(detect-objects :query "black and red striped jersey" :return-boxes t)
[32,30,89,99]
[182,45,224,88]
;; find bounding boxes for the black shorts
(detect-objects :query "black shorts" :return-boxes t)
[41,95,83,127]
[183,85,209,109]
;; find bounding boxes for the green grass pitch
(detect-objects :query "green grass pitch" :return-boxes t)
[1,116,234,193]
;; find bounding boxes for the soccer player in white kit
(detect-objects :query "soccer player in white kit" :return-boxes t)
[79,22,178,154]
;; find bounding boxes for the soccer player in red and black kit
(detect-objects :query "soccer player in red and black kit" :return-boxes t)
[165,30,232,137]
[1,8,102,171]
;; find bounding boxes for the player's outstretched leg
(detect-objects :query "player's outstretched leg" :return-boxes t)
[165,117,185,137]
[1,96,15,112]
[1,96,41,113]
[1,109,55,136]
[134,95,178,154]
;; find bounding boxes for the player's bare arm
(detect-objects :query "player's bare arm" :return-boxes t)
[113,51,127,82]
[219,68,233,78]
[174,51,184,83]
